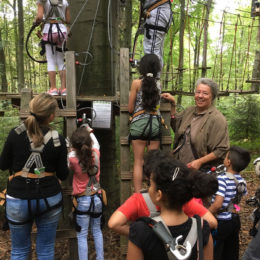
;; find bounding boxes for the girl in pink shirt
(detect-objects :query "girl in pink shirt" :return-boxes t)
[69,127,104,260]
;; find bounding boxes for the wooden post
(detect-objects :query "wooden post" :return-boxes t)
[119,48,131,257]
[20,88,32,114]
[160,101,172,151]
[64,51,77,259]
[65,51,77,137]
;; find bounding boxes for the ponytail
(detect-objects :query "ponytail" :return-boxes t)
[141,74,160,111]
[70,127,95,173]
[138,54,161,112]
[24,93,58,147]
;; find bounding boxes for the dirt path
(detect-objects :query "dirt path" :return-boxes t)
[0,171,259,259]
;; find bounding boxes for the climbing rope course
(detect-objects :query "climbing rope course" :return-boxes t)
[1,0,259,95]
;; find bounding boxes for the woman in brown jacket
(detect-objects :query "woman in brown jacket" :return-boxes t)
[161,78,229,171]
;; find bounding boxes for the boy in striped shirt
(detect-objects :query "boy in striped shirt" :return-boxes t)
[209,146,250,260]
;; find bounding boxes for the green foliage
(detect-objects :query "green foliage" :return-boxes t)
[228,95,260,141]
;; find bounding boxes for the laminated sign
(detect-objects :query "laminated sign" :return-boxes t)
[92,101,112,129]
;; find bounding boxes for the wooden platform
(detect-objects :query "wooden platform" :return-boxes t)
[0,92,119,103]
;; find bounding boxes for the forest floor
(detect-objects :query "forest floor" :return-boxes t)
[0,171,259,260]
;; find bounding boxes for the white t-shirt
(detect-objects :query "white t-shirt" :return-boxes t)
[37,0,69,33]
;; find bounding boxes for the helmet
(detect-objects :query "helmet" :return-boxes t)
[253,157,260,177]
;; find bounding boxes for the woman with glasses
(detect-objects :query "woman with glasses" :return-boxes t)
[161,78,229,171]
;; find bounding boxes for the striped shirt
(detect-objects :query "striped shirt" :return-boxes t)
[211,172,247,220]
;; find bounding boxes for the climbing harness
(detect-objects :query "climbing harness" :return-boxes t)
[70,135,107,231]
[26,0,68,63]
[129,109,167,145]
[140,215,204,260]
[131,0,172,65]
[5,123,62,225]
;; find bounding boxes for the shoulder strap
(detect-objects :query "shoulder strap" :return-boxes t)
[22,129,60,172]
[142,192,159,218]
[45,0,64,21]
[88,149,99,176]
[221,172,246,212]
[14,123,26,135]
[152,215,195,260]
[194,215,204,260]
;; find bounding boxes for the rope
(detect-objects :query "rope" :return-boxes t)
[108,0,115,95]
[212,11,225,79]
[219,13,225,90]
[61,0,90,51]
[227,15,239,91]
[78,0,101,95]
[242,19,255,84]
[25,23,47,64]
[171,10,259,28]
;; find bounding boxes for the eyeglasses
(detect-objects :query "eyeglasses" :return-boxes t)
[194,91,210,97]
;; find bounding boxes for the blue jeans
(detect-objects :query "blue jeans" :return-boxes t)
[6,192,62,260]
[76,194,104,260]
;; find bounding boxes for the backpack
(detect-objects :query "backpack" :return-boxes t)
[219,172,246,213]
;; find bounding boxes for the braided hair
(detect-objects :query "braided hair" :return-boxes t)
[138,54,161,112]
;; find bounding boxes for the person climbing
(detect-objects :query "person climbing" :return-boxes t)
[68,126,104,260]
[141,0,173,70]
[35,0,71,96]
[128,54,162,193]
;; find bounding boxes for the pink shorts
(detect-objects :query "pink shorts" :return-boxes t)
[42,32,67,46]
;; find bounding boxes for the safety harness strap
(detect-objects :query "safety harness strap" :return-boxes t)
[142,191,158,218]
[14,123,60,173]
[218,172,246,213]
[144,0,171,18]
[152,215,197,260]
[44,0,64,22]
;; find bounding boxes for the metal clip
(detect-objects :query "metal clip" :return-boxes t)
[169,235,192,260]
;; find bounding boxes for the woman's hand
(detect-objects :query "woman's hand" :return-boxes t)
[187,159,202,170]
[161,93,175,104]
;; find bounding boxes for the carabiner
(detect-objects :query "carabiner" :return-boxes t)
[169,235,192,260]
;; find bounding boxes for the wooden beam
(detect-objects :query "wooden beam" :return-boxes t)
[20,108,77,119]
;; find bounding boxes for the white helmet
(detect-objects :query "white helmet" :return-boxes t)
[253,157,260,177]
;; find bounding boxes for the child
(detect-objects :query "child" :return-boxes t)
[127,156,217,260]
[69,127,104,260]
[108,150,218,236]
[128,54,162,192]
[209,146,251,260]
[35,0,71,95]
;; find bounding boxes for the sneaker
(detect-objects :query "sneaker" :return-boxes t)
[47,88,59,96]
[60,88,67,96]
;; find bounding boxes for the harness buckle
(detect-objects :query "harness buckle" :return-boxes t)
[26,178,31,184]
[169,235,192,260]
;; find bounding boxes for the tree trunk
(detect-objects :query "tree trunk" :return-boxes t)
[251,17,260,92]
[0,29,8,92]
[177,0,185,105]
[201,0,212,78]
[17,0,24,91]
